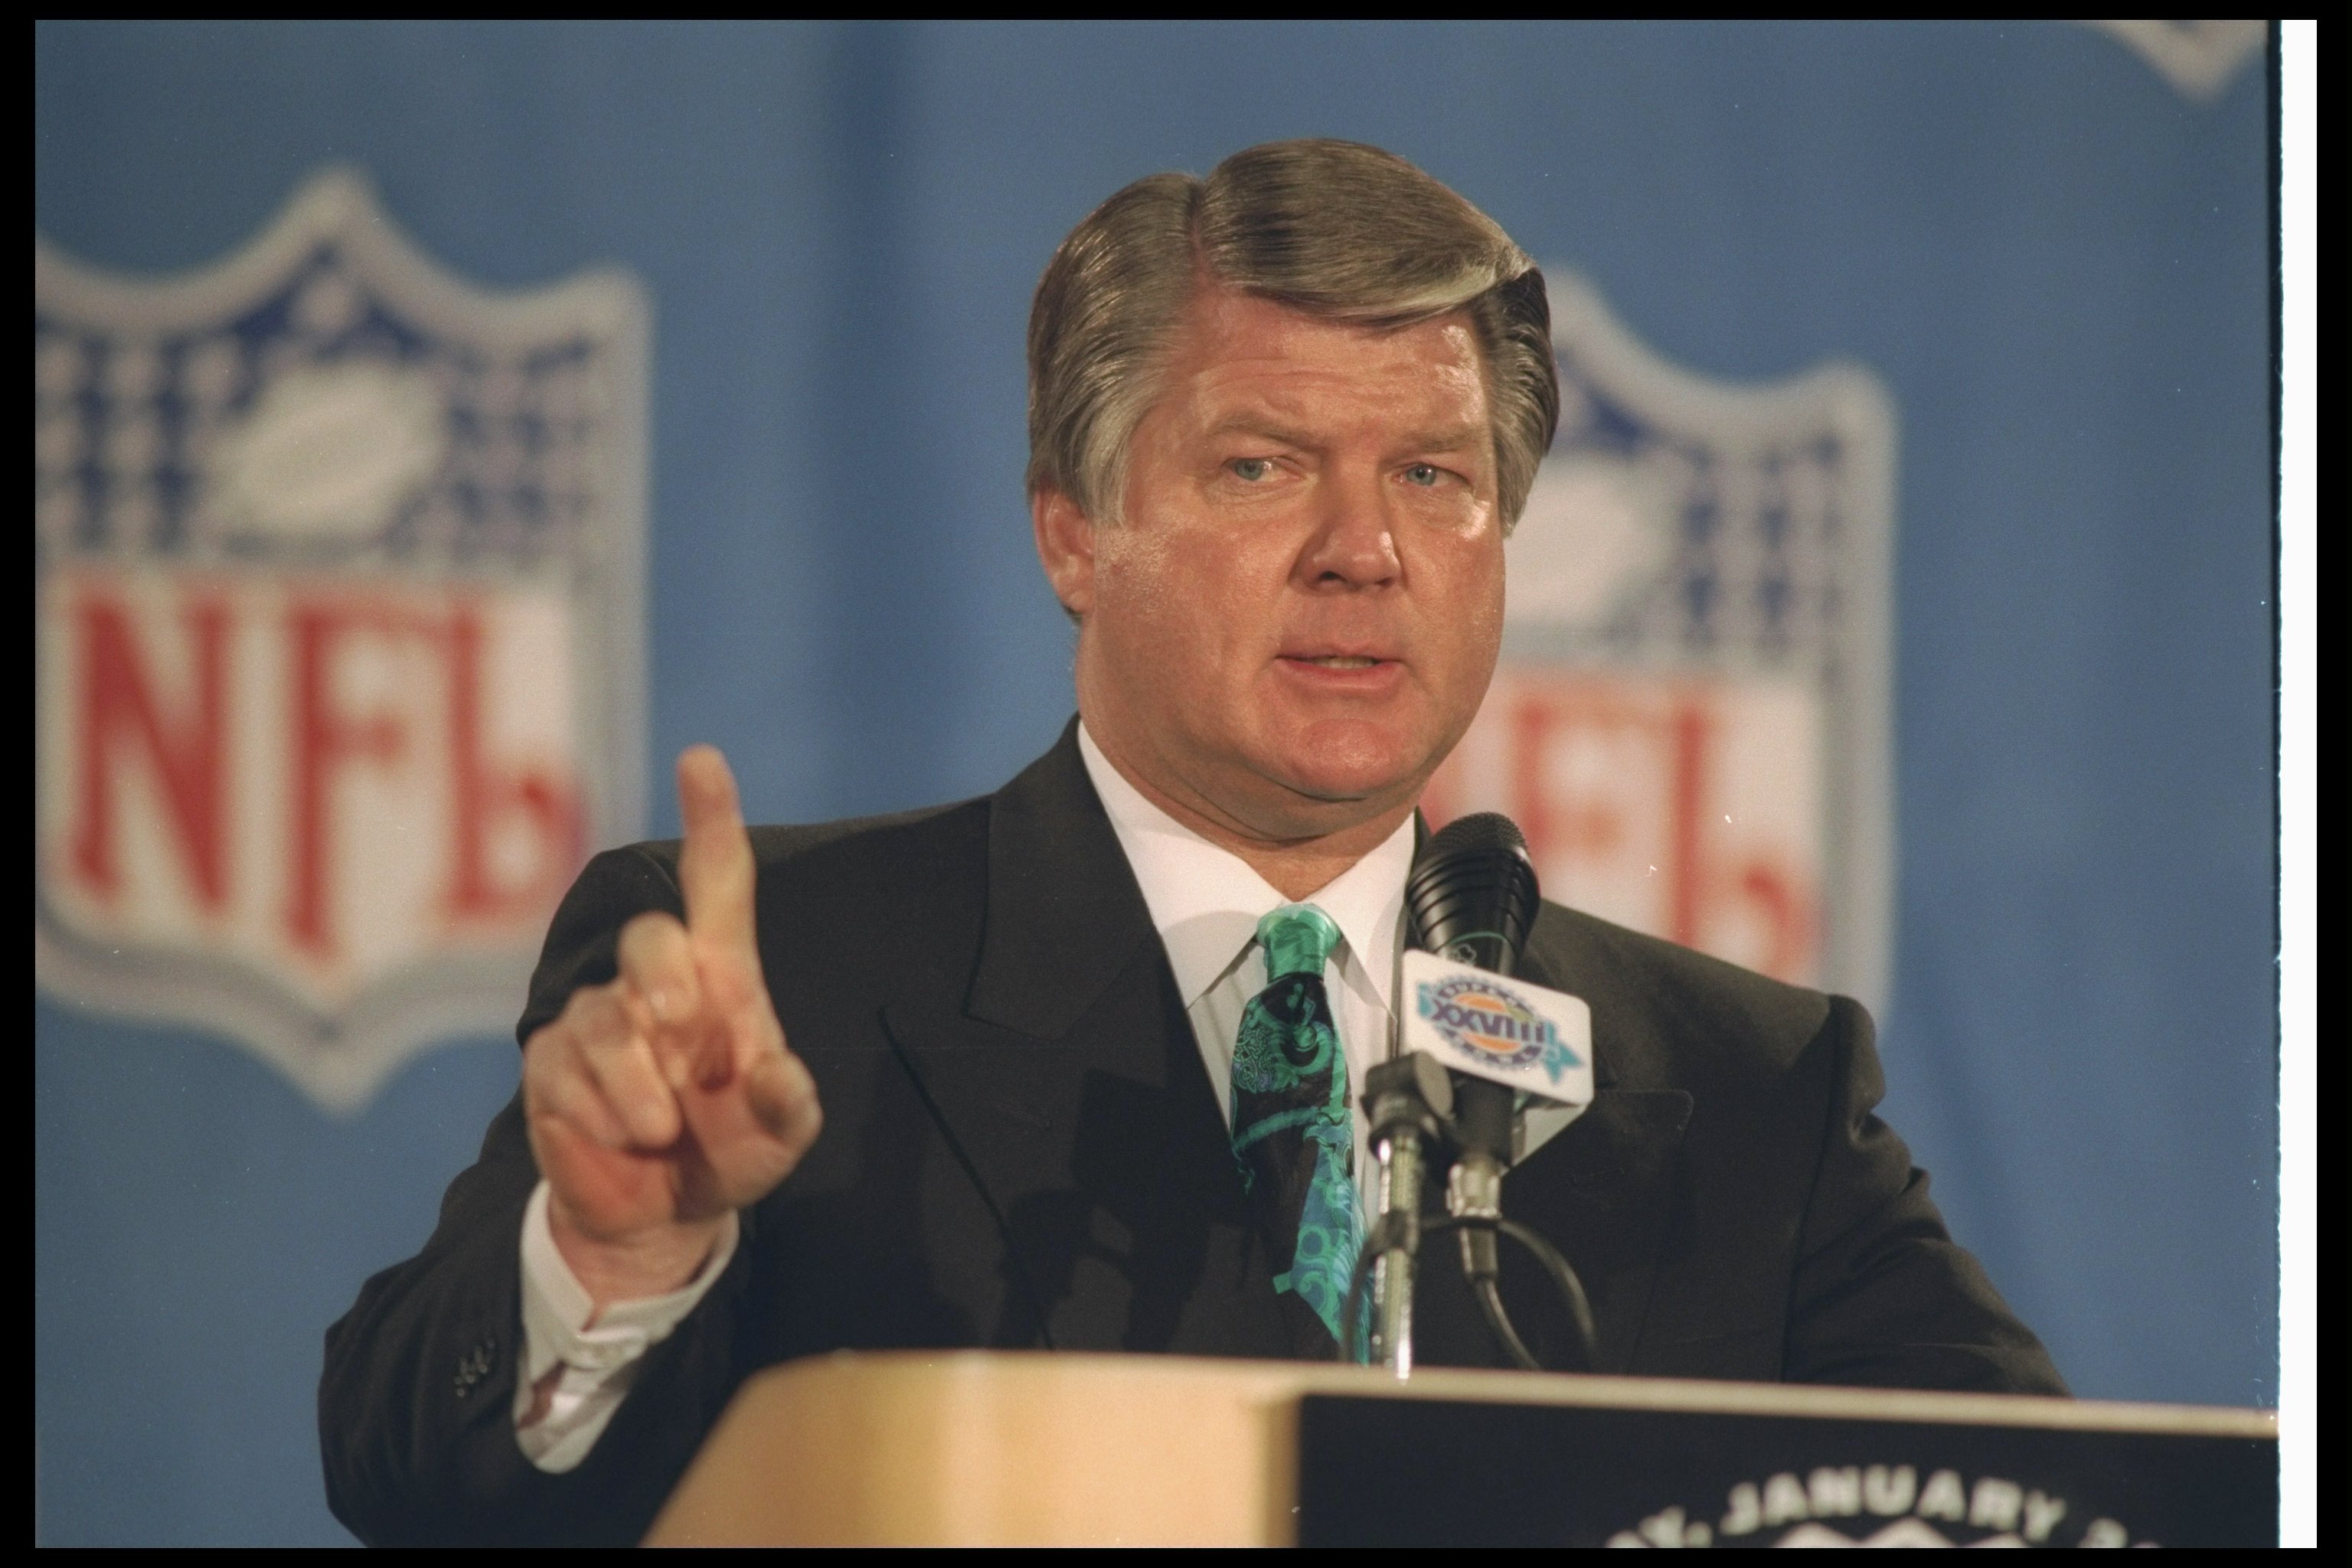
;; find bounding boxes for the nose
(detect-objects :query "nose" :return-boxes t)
[1295,467,1402,592]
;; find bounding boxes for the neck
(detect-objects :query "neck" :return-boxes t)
[1082,718,1416,902]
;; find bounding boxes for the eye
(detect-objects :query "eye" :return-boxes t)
[1227,457,1275,482]
[1403,463,1443,487]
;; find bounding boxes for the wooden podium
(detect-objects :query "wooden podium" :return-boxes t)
[644,1353,2275,1547]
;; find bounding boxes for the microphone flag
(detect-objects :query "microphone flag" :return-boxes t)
[1398,947,1593,1108]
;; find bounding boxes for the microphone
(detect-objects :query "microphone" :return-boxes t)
[1401,812,1599,1373]
[1351,812,1597,1374]
[1404,813,1543,1171]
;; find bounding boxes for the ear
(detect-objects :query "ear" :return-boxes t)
[1031,487,1098,618]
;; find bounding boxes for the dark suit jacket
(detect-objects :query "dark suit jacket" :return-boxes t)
[319,720,2063,1545]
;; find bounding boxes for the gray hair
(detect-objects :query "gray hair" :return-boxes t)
[1026,139,1558,530]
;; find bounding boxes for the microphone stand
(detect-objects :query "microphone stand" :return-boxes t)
[1446,1080,1596,1372]
[1447,1078,1521,1359]
[1346,1057,1598,1376]
[1354,1054,1450,1376]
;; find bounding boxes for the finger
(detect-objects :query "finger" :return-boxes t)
[701,989,788,1093]
[676,745,763,975]
[743,1048,823,1155]
[616,911,702,1027]
[617,912,707,1090]
[525,1027,632,1149]
[567,987,681,1148]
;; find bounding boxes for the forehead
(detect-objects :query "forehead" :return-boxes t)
[1159,287,1490,432]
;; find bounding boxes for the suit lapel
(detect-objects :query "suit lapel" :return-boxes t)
[1498,945,1694,1374]
[882,722,1289,1354]
[962,719,1157,1038]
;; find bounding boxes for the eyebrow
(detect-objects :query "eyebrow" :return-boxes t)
[1204,416,1488,453]
[1204,415,1316,448]
[1396,424,1488,453]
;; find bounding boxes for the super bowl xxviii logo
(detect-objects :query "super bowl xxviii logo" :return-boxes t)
[1416,973,1585,1089]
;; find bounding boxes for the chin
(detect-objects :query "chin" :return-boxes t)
[1264,720,1426,806]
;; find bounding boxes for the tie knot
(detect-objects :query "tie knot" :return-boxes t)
[1256,903,1341,981]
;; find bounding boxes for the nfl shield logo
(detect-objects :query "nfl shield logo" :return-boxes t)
[34,169,648,1110]
[1425,271,1895,1010]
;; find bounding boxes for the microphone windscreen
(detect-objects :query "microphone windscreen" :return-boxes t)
[1407,812,1540,977]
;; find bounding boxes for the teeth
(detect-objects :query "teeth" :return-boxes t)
[1308,655,1377,668]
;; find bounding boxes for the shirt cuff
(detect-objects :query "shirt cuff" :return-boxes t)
[513,1179,739,1469]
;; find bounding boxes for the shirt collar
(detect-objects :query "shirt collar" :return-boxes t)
[1078,720,1414,1012]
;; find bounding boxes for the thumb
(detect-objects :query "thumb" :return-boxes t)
[676,744,763,983]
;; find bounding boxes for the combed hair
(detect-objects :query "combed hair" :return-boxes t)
[1026,139,1558,530]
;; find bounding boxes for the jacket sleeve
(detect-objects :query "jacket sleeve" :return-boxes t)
[1782,995,2068,1395]
[317,844,763,1546]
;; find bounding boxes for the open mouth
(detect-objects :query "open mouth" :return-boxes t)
[1277,651,1401,682]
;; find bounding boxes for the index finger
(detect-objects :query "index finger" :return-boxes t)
[676,744,762,971]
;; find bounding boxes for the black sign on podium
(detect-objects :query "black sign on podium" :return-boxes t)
[1297,1390,2275,1547]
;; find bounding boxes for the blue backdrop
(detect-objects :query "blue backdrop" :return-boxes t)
[34,21,2275,1546]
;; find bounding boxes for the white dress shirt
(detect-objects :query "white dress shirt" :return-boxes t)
[1075,723,1415,1211]
[512,721,1572,1470]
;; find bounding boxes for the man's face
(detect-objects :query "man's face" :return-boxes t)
[1041,286,1506,843]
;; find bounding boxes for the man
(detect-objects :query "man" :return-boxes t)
[320,139,2062,1547]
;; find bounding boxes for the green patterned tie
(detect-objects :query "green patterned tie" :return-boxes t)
[1230,903,1367,1357]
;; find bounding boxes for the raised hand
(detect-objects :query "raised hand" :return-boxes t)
[521,746,822,1305]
